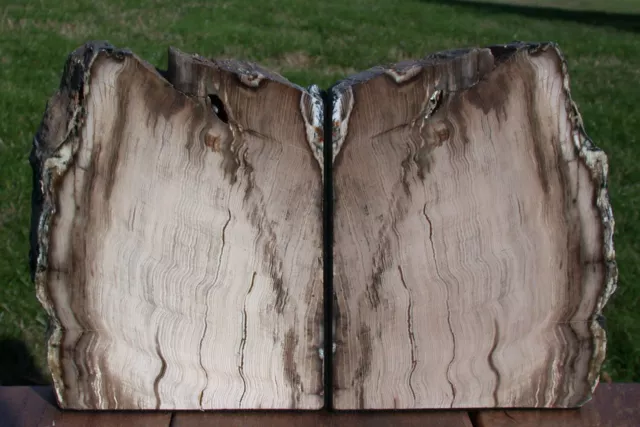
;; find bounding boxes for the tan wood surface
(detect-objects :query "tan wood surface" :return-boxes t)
[30,42,325,410]
[331,43,616,409]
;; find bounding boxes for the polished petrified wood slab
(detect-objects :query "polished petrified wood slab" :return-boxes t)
[30,42,325,409]
[31,41,616,411]
[331,43,616,409]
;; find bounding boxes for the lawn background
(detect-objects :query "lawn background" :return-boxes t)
[1,0,638,384]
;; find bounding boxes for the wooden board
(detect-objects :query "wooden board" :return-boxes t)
[2,385,639,426]
[30,42,325,410]
[0,387,471,427]
[0,386,172,427]
[476,383,640,427]
[330,43,617,409]
[172,411,472,427]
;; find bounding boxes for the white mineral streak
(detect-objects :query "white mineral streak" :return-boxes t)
[239,72,264,88]
[301,84,324,172]
[331,86,353,162]
[383,63,423,84]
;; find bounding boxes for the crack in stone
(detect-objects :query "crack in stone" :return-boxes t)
[488,318,501,406]
[238,271,257,407]
[397,265,417,405]
[423,203,457,406]
[197,208,232,408]
[444,290,457,405]
[153,329,167,410]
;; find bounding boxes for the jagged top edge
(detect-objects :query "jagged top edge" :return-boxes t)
[58,40,561,95]
[329,41,551,94]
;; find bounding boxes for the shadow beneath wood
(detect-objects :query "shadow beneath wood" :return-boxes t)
[0,337,49,386]
[421,0,640,33]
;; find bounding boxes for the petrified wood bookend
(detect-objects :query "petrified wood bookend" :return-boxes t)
[331,43,616,409]
[30,41,616,410]
[30,43,325,410]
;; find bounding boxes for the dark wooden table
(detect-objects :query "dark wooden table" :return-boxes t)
[0,383,638,426]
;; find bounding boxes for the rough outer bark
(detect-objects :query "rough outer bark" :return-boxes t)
[30,42,325,410]
[331,42,617,409]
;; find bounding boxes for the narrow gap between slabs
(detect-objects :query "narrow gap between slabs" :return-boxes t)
[322,87,334,410]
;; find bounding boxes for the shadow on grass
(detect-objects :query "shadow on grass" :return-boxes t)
[421,0,640,33]
[0,337,49,386]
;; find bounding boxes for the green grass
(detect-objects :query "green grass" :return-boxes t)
[1,0,639,384]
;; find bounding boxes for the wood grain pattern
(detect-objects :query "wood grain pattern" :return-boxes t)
[30,42,325,410]
[331,43,616,409]
[31,41,617,411]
